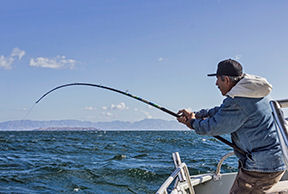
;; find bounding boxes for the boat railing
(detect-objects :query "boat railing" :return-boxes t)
[270,98,288,167]
[156,152,194,194]
[156,151,237,194]
[214,151,235,180]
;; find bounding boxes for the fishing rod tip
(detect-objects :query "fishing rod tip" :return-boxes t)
[35,98,41,104]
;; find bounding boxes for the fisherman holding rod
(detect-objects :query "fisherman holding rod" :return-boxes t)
[35,58,286,193]
[177,59,285,194]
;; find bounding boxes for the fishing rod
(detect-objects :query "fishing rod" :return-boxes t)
[36,83,177,116]
[36,82,246,155]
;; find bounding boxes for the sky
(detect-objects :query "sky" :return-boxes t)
[1,0,288,122]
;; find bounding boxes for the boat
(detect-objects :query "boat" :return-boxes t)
[156,99,288,194]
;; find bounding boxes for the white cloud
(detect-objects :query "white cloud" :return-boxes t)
[110,102,128,110]
[98,103,130,119]
[11,48,25,60]
[143,111,152,119]
[133,108,153,119]
[29,55,76,69]
[0,48,25,70]
[84,106,96,111]
[157,57,165,62]
[0,56,14,70]
[100,102,129,118]
[103,112,112,117]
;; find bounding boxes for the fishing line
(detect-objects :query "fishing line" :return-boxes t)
[21,103,37,120]
[35,82,246,155]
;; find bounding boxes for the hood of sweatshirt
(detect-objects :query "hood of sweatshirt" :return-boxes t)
[226,74,272,98]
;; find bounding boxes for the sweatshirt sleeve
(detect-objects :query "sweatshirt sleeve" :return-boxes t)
[193,98,248,136]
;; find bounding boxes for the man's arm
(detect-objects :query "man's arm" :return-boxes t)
[195,107,220,119]
[193,98,248,136]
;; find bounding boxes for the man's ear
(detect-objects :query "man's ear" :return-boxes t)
[224,75,230,83]
[225,76,236,87]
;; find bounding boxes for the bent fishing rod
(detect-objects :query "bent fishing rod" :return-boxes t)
[36,82,245,155]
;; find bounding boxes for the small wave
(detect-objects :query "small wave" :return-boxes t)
[127,168,157,181]
[0,176,26,184]
[104,144,117,150]
[109,154,126,160]
[133,153,148,159]
[95,180,137,194]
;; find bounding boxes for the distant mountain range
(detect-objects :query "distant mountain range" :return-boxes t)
[0,119,187,131]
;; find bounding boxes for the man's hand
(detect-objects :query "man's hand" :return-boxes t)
[177,109,195,129]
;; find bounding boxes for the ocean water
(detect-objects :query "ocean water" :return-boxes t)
[0,130,238,193]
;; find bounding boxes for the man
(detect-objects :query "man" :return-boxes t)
[177,59,285,194]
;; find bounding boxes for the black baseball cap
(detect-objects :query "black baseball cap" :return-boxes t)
[207,59,243,77]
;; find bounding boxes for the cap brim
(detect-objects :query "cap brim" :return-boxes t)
[207,73,217,76]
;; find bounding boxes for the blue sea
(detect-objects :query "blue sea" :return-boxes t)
[0,130,238,193]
